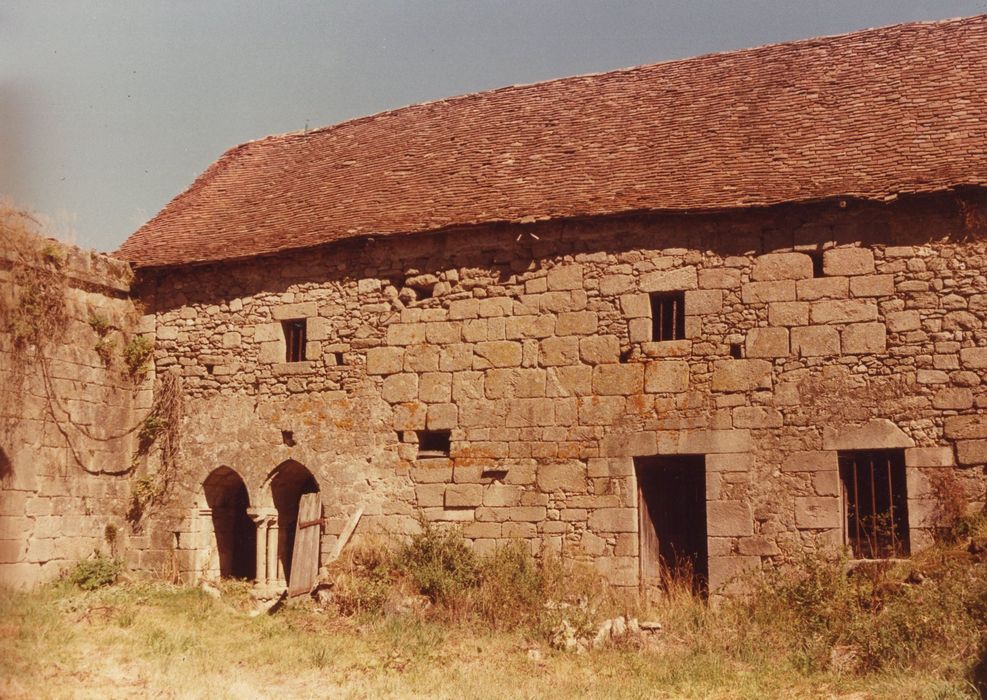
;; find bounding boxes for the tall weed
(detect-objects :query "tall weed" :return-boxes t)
[395,520,478,604]
[66,552,122,591]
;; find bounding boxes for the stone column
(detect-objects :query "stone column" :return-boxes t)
[248,507,277,587]
[249,513,268,584]
[267,520,280,587]
[196,508,215,580]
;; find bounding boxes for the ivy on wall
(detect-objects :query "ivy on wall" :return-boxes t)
[0,205,182,529]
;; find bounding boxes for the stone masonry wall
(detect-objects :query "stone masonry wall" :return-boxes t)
[0,228,144,588]
[138,193,987,593]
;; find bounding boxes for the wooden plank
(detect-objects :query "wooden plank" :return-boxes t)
[638,475,661,586]
[328,505,364,563]
[287,492,321,597]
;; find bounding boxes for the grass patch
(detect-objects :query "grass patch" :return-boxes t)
[1,518,985,698]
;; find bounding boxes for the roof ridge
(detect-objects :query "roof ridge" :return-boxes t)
[118,13,987,267]
[253,13,987,146]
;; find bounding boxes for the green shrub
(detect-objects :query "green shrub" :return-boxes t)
[137,413,167,446]
[330,540,395,616]
[123,335,154,381]
[67,552,122,590]
[328,526,613,633]
[470,541,607,633]
[315,516,986,682]
[735,532,987,675]
[40,242,65,268]
[94,336,115,365]
[7,264,67,350]
[396,519,478,604]
[472,540,545,622]
[88,312,110,336]
[127,475,162,524]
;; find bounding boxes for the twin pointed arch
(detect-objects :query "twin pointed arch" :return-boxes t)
[199,460,320,584]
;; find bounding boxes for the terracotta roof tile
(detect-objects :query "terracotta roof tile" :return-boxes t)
[118,15,987,268]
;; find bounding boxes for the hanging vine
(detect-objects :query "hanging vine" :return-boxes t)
[127,370,183,527]
[1,206,183,520]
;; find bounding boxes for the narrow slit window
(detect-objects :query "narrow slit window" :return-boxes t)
[650,292,686,342]
[416,430,451,458]
[283,319,307,362]
[809,250,825,278]
[838,449,909,559]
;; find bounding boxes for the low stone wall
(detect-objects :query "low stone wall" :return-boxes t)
[137,193,987,592]
[0,218,144,588]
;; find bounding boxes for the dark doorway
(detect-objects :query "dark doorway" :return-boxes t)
[270,461,320,585]
[635,455,708,595]
[203,467,256,580]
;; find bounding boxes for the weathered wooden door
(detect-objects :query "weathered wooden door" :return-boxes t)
[635,456,708,595]
[287,492,322,597]
[638,471,662,586]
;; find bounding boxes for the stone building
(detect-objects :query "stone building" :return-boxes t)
[4,15,987,592]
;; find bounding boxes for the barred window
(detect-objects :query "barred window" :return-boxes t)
[839,450,910,558]
[282,319,307,363]
[650,291,685,341]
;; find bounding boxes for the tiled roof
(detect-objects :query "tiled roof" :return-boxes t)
[118,15,987,268]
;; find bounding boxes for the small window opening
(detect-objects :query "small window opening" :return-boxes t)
[481,468,509,481]
[415,286,434,301]
[283,319,307,362]
[650,292,685,342]
[333,351,345,365]
[839,450,909,559]
[281,430,296,447]
[729,343,743,359]
[416,430,451,458]
[809,250,825,278]
[206,364,215,375]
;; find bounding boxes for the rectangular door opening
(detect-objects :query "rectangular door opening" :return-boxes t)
[635,455,708,596]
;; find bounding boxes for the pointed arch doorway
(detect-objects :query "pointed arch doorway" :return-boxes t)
[252,460,321,589]
[201,466,256,580]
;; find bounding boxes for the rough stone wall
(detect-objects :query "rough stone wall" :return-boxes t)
[138,193,987,592]
[0,228,144,588]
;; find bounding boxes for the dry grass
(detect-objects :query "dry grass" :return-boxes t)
[2,520,985,699]
[0,580,977,700]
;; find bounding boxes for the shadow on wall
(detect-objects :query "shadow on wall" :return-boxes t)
[136,192,985,317]
[203,466,256,580]
[0,447,11,485]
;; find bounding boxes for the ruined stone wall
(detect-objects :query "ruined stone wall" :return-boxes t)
[0,224,145,588]
[138,193,987,592]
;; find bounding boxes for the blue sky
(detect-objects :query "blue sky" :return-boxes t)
[2,0,986,252]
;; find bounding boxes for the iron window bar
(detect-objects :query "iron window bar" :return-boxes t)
[650,291,685,342]
[839,449,909,559]
[283,319,307,362]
